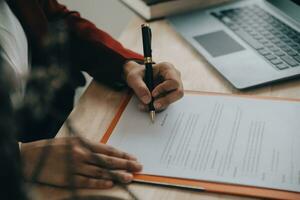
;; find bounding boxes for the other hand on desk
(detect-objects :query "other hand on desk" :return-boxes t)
[21,137,142,189]
[124,61,184,111]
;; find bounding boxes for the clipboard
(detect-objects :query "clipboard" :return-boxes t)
[100,90,300,200]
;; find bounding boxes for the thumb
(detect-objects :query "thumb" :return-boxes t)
[127,73,151,104]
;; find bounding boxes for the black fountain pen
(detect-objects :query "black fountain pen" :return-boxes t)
[141,24,156,123]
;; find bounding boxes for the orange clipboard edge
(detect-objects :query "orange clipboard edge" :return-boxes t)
[100,91,133,144]
[134,174,300,200]
[100,90,300,200]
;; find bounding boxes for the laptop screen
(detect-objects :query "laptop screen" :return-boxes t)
[267,0,300,23]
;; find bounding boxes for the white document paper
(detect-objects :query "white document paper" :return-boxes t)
[107,93,300,192]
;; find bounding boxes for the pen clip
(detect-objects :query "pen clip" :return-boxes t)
[149,28,152,49]
[147,27,152,55]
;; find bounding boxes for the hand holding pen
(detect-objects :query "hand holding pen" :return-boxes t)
[142,24,156,122]
[123,24,184,122]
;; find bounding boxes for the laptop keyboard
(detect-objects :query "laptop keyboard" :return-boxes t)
[211,5,300,70]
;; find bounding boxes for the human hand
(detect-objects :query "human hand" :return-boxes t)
[124,61,184,111]
[21,137,142,189]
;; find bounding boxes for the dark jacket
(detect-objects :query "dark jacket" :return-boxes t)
[6,0,143,142]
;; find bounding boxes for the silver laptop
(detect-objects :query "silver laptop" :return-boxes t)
[168,0,300,89]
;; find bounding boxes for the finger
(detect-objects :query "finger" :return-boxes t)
[138,102,148,112]
[75,163,110,179]
[89,154,143,172]
[109,170,133,183]
[152,79,180,98]
[74,175,114,189]
[75,164,133,183]
[126,70,151,104]
[139,102,167,113]
[89,143,137,161]
[153,62,181,82]
[154,89,184,110]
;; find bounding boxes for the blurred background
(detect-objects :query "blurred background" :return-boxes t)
[58,0,135,38]
[58,0,136,102]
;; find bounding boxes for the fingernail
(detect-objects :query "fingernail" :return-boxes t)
[152,91,158,97]
[124,174,133,183]
[136,163,143,171]
[105,181,113,187]
[141,95,150,104]
[128,154,138,160]
[154,102,161,110]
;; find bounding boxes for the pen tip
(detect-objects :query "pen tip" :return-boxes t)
[150,111,155,123]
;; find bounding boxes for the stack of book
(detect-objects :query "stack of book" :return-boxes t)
[120,0,232,21]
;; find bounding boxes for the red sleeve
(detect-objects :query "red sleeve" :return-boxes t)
[42,0,143,86]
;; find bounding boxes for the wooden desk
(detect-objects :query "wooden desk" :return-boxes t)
[34,16,300,200]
